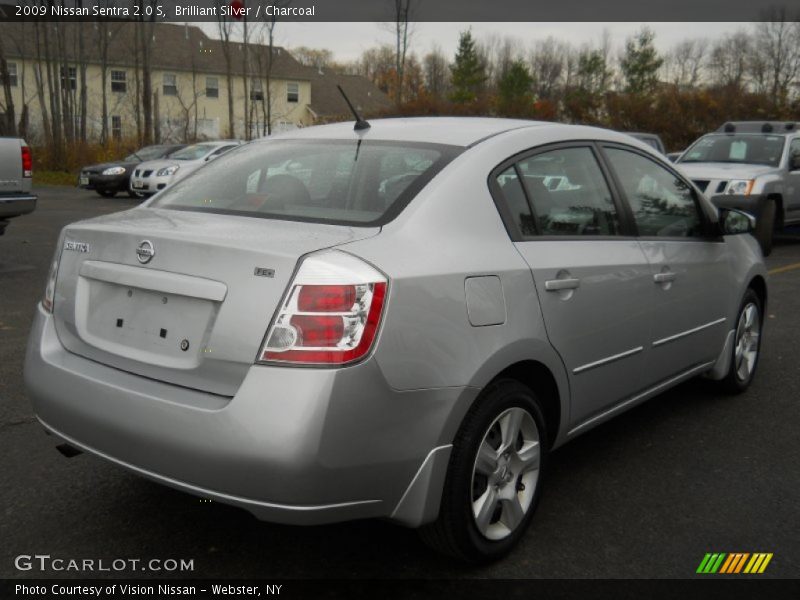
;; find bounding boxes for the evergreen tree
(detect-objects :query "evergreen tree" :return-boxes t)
[497,60,533,115]
[620,27,664,95]
[449,30,486,103]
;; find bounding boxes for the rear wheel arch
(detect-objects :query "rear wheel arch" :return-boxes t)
[485,361,561,449]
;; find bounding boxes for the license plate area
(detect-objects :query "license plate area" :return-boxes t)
[75,277,216,369]
[132,180,147,190]
[79,176,89,186]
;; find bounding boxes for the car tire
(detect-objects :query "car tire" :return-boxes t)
[419,379,547,563]
[754,199,776,257]
[97,189,116,198]
[720,288,763,395]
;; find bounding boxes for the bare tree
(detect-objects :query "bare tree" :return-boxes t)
[708,31,751,90]
[0,34,16,135]
[665,38,708,87]
[383,0,414,105]
[217,12,237,138]
[753,12,800,108]
[529,38,566,99]
[423,45,449,99]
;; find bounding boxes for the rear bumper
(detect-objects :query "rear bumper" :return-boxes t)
[0,193,37,219]
[24,304,468,526]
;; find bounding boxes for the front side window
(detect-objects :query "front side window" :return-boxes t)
[606,147,703,238]
[111,70,126,93]
[679,134,785,167]
[789,138,800,170]
[287,82,299,103]
[515,147,620,236]
[163,73,177,96]
[152,140,459,226]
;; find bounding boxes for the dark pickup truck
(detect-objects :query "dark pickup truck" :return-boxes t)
[0,137,36,235]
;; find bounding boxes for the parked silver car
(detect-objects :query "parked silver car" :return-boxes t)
[129,140,242,197]
[25,118,767,562]
[677,121,800,256]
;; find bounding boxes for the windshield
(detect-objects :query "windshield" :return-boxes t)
[125,145,170,162]
[151,139,460,226]
[169,144,219,161]
[679,134,785,167]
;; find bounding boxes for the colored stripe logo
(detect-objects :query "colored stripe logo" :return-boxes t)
[697,553,773,574]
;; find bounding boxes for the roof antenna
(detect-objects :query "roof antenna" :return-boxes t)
[337,84,370,131]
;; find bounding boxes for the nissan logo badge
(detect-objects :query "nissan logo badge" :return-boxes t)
[136,240,155,264]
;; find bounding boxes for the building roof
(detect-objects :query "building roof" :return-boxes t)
[304,68,393,121]
[0,21,310,80]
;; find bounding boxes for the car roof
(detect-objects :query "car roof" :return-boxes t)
[262,117,550,147]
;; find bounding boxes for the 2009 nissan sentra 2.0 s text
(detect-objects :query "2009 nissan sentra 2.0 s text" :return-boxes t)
[24,118,767,563]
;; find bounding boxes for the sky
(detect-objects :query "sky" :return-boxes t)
[200,22,753,61]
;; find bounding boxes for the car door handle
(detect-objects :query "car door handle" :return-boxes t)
[545,278,581,291]
[653,272,676,283]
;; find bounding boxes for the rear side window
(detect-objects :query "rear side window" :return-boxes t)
[605,147,703,238]
[516,147,620,236]
[152,140,460,226]
[495,167,536,236]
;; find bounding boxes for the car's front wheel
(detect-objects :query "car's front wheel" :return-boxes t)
[420,380,547,563]
[720,288,763,394]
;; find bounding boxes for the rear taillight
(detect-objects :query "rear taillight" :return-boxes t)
[259,251,388,366]
[43,231,65,313]
[21,145,32,178]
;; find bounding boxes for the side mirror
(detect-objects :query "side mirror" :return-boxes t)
[719,207,755,235]
[789,153,800,171]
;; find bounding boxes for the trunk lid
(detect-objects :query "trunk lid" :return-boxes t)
[53,208,379,396]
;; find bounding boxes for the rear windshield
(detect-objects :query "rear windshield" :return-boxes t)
[679,134,785,167]
[151,139,461,226]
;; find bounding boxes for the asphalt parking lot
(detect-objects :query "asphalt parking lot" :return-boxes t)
[1,186,799,579]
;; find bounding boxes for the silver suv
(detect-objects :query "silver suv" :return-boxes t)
[25,118,767,562]
[677,121,800,255]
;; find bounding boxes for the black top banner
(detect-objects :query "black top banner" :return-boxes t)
[0,0,798,22]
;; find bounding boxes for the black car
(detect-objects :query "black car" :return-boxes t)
[78,144,185,198]
[622,132,666,155]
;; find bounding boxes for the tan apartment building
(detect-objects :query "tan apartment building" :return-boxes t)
[0,21,390,143]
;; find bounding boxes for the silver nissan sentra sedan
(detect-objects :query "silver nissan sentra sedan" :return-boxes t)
[25,118,766,562]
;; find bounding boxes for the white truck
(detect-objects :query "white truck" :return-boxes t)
[0,137,36,235]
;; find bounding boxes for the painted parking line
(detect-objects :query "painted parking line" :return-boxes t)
[767,262,800,276]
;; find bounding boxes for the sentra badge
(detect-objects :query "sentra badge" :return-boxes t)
[63,240,90,253]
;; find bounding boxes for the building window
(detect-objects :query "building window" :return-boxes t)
[250,79,263,102]
[5,62,18,87]
[60,66,77,91]
[111,70,127,93]
[163,73,177,96]
[206,77,219,98]
[287,82,299,103]
[111,116,122,140]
